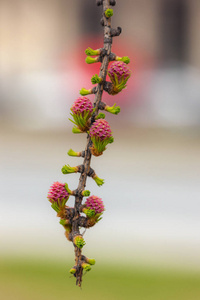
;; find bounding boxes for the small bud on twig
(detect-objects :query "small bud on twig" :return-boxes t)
[92,174,104,186]
[85,47,101,56]
[96,113,105,120]
[85,56,100,64]
[81,263,91,271]
[86,258,96,265]
[91,74,103,84]
[82,207,96,217]
[105,8,113,18]
[79,88,94,96]
[116,56,130,64]
[62,165,78,175]
[82,190,91,197]
[105,103,121,115]
[69,267,77,274]
[68,149,81,157]
[110,0,116,6]
[110,27,122,37]
[73,235,86,249]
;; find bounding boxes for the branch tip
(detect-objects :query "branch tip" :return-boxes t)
[81,263,91,272]
[105,103,121,115]
[85,47,100,56]
[105,8,113,18]
[79,88,93,96]
[96,112,105,119]
[68,149,81,157]
[85,56,99,64]
[91,74,103,84]
[93,174,104,187]
[62,165,78,175]
[82,190,91,197]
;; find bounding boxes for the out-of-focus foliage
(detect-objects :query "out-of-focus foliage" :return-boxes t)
[1,258,200,300]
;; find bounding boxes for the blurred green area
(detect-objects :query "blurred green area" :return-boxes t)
[1,257,200,300]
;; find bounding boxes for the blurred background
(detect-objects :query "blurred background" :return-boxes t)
[1,0,200,299]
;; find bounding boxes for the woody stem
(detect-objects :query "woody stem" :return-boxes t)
[71,0,113,287]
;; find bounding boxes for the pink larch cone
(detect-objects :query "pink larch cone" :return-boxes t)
[89,119,113,156]
[85,195,105,214]
[70,97,93,132]
[47,182,69,204]
[71,97,93,115]
[107,61,131,94]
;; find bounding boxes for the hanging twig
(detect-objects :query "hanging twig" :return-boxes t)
[47,0,131,287]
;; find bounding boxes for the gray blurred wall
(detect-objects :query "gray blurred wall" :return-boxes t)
[0,0,200,129]
[1,0,200,72]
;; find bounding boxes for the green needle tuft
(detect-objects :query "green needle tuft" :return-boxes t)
[91,74,102,84]
[64,183,72,194]
[80,88,91,96]
[116,56,130,64]
[82,263,91,272]
[82,190,91,197]
[83,208,96,218]
[105,103,121,115]
[85,56,98,64]
[85,47,100,56]
[60,219,68,226]
[96,113,105,119]
[68,149,79,157]
[93,176,104,187]
[62,165,77,174]
[105,8,113,18]
[69,268,76,274]
[87,258,95,265]
[51,202,60,213]
[72,126,83,133]
[74,236,86,249]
